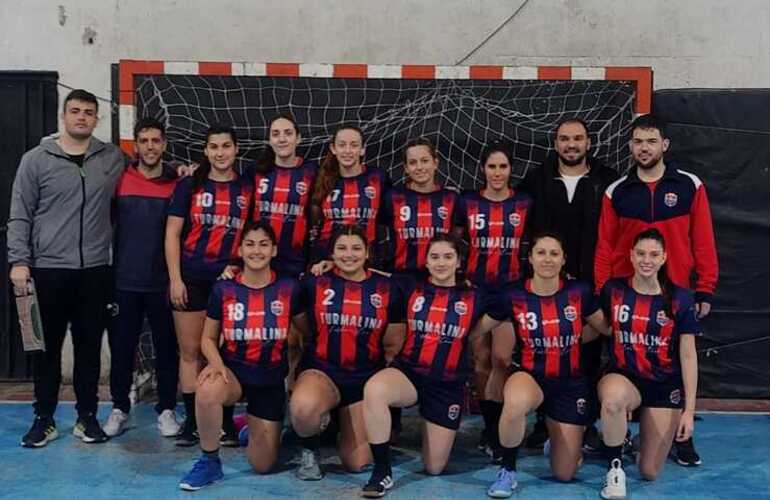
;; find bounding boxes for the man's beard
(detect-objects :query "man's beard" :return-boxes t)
[558,150,586,167]
[68,130,92,141]
[140,155,162,169]
[634,153,662,170]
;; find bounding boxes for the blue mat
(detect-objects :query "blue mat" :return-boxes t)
[2,402,768,499]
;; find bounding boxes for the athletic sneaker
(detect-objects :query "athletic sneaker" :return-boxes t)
[582,424,602,453]
[73,414,109,443]
[179,454,224,491]
[600,459,627,500]
[238,425,249,447]
[103,409,130,437]
[21,415,59,448]
[362,469,394,498]
[157,409,181,437]
[220,420,239,447]
[295,448,323,480]
[175,418,199,447]
[672,437,702,466]
[487,467,517,498]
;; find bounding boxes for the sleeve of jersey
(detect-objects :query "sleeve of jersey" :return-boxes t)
[581,282,600,317]
[690,184,719,301]
[387,280,405,323]
[167,177,193,218]
[486,289,511,321]
[675,290,702,336]
[453,195,467,229]
[594,194,619,292]
[598,281,613,316]
[206,282,224,320]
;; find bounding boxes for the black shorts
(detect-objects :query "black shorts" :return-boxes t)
[242,383,286,422]
[299,366,367,408]
[527,372,591,426]
[396,364,465,431]
[175,277,214,312]
[607,369,684,409]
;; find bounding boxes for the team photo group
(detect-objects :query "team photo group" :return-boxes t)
[7,88,717,499]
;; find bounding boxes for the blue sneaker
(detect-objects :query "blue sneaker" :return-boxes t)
[238,425,249,447]
[487,467,517,498]
[179,455,224,491]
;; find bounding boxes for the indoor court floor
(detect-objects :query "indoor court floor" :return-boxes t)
[2,402,768,499]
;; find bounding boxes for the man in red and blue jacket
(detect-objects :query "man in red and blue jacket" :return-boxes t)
[594,113,718,467]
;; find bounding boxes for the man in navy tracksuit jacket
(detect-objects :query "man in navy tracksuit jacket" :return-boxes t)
[102,117,181,438]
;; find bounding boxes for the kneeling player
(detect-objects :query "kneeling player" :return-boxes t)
[290,225,404,479]
[361,233,500,497]
[485,232,606,498]
[178,222,303,491]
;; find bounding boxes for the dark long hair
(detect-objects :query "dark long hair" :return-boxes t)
[480,141,514,189]
[312,124,364,206]
[255,113,301,175]
[426,232,468,288]
[193,124,238,189]
[528,230,568,279]
[632,228,673,317]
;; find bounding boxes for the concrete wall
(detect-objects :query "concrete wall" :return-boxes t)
[3,0,770,140]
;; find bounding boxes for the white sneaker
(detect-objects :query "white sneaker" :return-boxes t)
[103,409,130,437]
[157,409,181,437]
[600,458,627,499]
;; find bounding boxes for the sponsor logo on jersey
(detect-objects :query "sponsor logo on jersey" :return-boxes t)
[370,293,383,308]
[564,305,578,322]
[447,404,461,421]
[364,186,377,200]
[664,192,678,207]
[270,300,284,316]
[236,195,248,209]
[437,206,448,220]
[454,301,468,316]
[669,389,681,405]
[295,181,308,195]
[576,398,587,415]
[656,310,669,326]
[509,212,521,227]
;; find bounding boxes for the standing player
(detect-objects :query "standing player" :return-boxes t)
[104,117,181,437]
[309,124,388,267]
[179,222,304,491]
[360,233,500,497]
[455,143,532,459]
[9,89,125,446]
[596,229,699,499]
[594,114,717,465]
[290,225,404,480]
[250,113,318,277]
[165,124,253,446]
[518,118,618,449]
[485,232,607,498]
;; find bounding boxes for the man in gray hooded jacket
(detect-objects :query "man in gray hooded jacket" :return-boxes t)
[8,89,125,447]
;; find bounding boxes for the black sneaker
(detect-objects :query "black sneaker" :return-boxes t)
[21,415,59,448]
[524,419,548,449]
[220,419,239,448]
[362,469,394,498]
[672,437,702,467]
[73,414,109,443]
[175,418,199,447]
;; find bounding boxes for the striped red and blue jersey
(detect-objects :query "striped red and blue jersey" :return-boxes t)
[600,278,701,382]
[314,166,388,259]
[381,186,458,272]
[250,159,318,276]
[397,280,489,382]
[207,273,302,385]
[301,271,403,384]
[494,279,598,379]
[457,189,533,287]
[167,175,253,282]
[113,163,178,292]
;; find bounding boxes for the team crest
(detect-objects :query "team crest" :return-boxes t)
[664,192,678,207]
[656,310,669,326]
[563,305,578,322]
[576,398,587,415]
[509,212,521,227]
[236,195,248,209]
[437,206,448,220]
[364,186,377,199]
[370,293,383,308]
[669,389,682,405]
[270,300,284,316]
[447,404,461,421]
[454,301,468,316]
[295,181,308,196]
